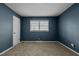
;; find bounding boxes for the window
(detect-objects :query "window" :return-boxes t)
[40,20,49,31]
[30,20,39,31]
[30,20,49,32]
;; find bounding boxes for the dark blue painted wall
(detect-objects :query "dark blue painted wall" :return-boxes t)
[0,4,19,52]
[21,17,58,41]
[59,4,79,52]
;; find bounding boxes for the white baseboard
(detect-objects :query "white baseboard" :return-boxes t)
[58,41,79,55]
[0,46,13,55]
[21,41,58,43]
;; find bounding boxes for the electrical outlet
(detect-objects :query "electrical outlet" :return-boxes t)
[38,38,40,40]
[71,43,75,48]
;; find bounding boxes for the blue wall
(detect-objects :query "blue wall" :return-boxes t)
[21,17,58,41]
[59,4,79,52]
[0,4,19,52]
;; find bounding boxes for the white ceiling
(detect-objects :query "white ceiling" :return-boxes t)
[5,3,73,17]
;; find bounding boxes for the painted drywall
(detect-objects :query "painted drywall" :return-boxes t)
[0,4,19,52]
[59,4,79,52]
[21,17,58,41]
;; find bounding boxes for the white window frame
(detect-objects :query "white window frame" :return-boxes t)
[30,20,49,32]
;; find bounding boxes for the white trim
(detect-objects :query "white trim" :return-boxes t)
[21,41,58,43]
[0,46,13,55]
[58,41,79,55]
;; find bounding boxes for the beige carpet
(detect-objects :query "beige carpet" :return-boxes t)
[1,42,78,56]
